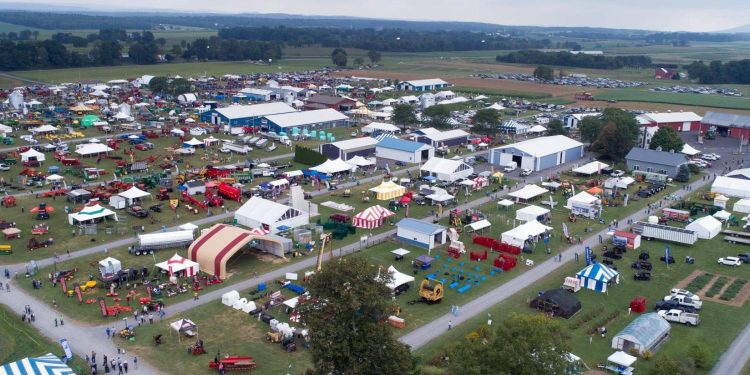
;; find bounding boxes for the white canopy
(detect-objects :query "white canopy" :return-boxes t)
[156,254,200,277]
[75,143,113,156]
[501,220,552,248]
[184,137,203,146]
[170,318,197,333]
[68,204,118,225]
[713,210,732,221]
[681,143,701,156]
[573,161,610,175]
[527,125,547,133]
[20,148,46,162]
[498,199,514,208]
[566,191,599,209]
[515,205,550,222]
[119,186,151,204]
[466,219,491,231]
[712,176,750,198]
[509,184,549,201]
[170,128,185,136]
[379,265,415,290]
[685,216,722,239]
[29,125,58,134]
[362,122,400,134]
[734,198,750,214]
[346,155,375,167]
[0,124,13,134]
[310,158,353,174]
[608,351,637,368]
[604,177,635,189]
[98,257,122,275]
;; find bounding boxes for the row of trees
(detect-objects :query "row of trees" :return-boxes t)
[219,26,552,52]
[330,48,382,67]
[0,29,39,41]
[579,108,640,160]
[685,59,750,84]
[181,37,282,62]
[497,50,652,69]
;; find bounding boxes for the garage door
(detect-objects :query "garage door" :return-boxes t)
[682,122,691,132]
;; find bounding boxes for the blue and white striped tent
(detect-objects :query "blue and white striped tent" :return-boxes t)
[575,263,620,293]
[0,353,74,375]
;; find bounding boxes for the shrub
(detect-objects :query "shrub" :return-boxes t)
[686,273,713,292]
[687,343,708,368]
[642,350,653,360]
[719,279,748,301]
[706,276,729,298]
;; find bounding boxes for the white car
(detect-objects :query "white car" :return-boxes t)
[706,153,721,159]
[718,256,742,267]
[611,170,625,177]
[520,168,532,177]
[701,154,718,161]
[670,288,700,301]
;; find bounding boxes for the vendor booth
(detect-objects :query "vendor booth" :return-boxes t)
[156,254,200,277]
[501,220,552,248]
[98,257,122,276]
[566,191,602,219]
[576,263,619,293]
[508,184,548,202]
[68,204,118,225]
[515,205,550,223]
[352,205,395,229]
[369,180,406,200]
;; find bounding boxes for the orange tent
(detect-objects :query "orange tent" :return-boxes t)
[587,187,603,195]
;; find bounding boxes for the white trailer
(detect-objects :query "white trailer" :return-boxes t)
[255,139,269,148]
[130,230,195,255]
[221,141,252,155]
[635,222,698,245]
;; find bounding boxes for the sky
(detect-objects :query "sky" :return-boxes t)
[12,0,750,32]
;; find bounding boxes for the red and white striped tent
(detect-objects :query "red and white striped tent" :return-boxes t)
[352,205,395,229]
[156,253,200,277]
[472,176,489,189]
[248,227,270,235]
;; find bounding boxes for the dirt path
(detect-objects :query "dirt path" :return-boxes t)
[674,269,706,290]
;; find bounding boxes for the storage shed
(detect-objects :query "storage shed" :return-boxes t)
[420,157,473,182]
[489,135,583,172]
[611,313,671,355]
[319,137,378,160]
[376,137,434,164]
[395,218,447,250]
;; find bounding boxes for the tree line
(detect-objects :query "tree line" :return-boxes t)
[496,50,652,69]
[685,59,750,84]
[218,26,552,52]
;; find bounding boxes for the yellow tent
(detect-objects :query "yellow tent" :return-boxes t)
[369,180,406,200]
[69,104,94,112]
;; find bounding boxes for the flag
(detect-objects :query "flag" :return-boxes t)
[665,246,670,264]
[562,223,569,238]
[585,246,592,265]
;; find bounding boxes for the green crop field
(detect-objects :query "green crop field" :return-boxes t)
[595,87,750,110]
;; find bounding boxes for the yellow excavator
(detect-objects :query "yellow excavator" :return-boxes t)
[419,279,444,304]
[315,233,333,272]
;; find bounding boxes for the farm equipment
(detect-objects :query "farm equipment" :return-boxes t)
[419,279,444,304]
[27,237,53,250]
[217,183,241,202]
[188,339,207,355]
[1,195,15,207]
[181,191,208,212]
[0,245,11,255]
[31,223,48,235]
[156,188,170,201]
[209,356,257,372]
[31,203,54,220]
[204,189,224,207]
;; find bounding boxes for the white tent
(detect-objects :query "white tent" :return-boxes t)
[234,196,308,234]
[170,128,185,136]
[156,253,200,277]
[0,124,13,134]
[310,158,353,174]
[74,143,113,156]
[488,103,506,111]
[20,148,45,163]
[527,125,547,134]
[685,216,722,239]
[98,257,122,276]
[68,204,118,225]
[712,176,750,198]
[29,125,58,134]
[221,290,240,306]
[362,122,400,134]
[515,205,550,222]
[45,174,64,184]
[572,161,610,175]
[346,155,375,167]
[170,318,197,337]
[604,177,635,189]
[681,143,701,156]
[183,137,203,147]
[734,198,750,214]
[501,220,552,248]
[118,186,151,205]
[377,265,415,291]
[566,191,599,209]
[420,157,473,182]
[509,184,549,201]
[713,210,732,221]
[608,351,637,369]
[498,199,514,209]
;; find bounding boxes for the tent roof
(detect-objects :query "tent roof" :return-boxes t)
[576,263,619,282]
[568,191,599,206]
[346,155,375,167]
[362,122,400,133]
[74,143,113,155]
[516,205,550,217]
[30,125,58,133]
[421,157,471,175]
[573,161,610,175]
[614,313,670,352]
[681,143,701,156]
[0,353,75,375]
[503,220,552,239]
[310,158,353,174]
[509,184,549,200]
[530,289,581,318]
[608,351,637,368]
[527,125,547,133]
[156,254,199,273]
[497,199,514,207]
[369,180,406,194]
[235,196,302,224]
[467,219,491,231]
[354,205,395,222]
[68,204,117,224]
[378,265,415,290]
[119,186,151,199]
[170,318,197,332]
[184,137,203,146]
[98,257,121,267]
[686,215,722,233]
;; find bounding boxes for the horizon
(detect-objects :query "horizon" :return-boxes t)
[5,0,750,33]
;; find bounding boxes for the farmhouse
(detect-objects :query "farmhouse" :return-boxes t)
[376,137,434,164]
[262,108,348,133]
[304,95,357,111]
[489,135,584,172]
[319,137,378,160]
[397,78,450,92]
[636,112,702,132]
[200,103,296,126]
[395,218,447,250]
[417,129,469,148]
[701,111,750,139]
[625,148,687,177]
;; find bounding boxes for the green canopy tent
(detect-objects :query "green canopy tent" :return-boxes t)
[80,114,101,127]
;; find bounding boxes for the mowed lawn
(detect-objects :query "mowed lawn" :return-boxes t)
[595,87,750,111]
[0,304,89,373]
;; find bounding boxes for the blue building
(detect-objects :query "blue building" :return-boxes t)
[397,78,450,92]
[200,103,296,126]
[489,135,584,172]
[376,137,435,164]
[395,218,447,249]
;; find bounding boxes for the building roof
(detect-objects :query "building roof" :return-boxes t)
[377,137,432,153]
[215,103,296,120]
[423,129,469,142]
[625,147,687,166]
[702,111,750,128]
[530,289,581,319]
[614,313,670,350]
[328,137,378,151]
[493,135,582,157]
[306,94,351,105]
[414,127,441,136]
[640,112,702,124]
[404,78,448,87]
[396,218,445,235]
[362,122,400,133]
[264,108,347,128]
[235,196,302,223]
[421,157,471,175]
[239,88,273,96]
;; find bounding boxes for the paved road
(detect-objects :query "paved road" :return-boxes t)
[399,175,712,350]
[711,322,750,375]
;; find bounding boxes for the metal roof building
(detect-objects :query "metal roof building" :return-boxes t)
[489,135,584,172]
[200,103,296,126]
[702,111,750,139]
[376,137,434,164]
[611,313,671,355]
[263,108,348,133]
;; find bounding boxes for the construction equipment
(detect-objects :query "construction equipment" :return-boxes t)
[419,279,444,304]
[315,233,333,273]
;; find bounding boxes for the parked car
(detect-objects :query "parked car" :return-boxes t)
[663,294,702,309]
[633,272,651,281]
[701,154,719,161]
[670,289,700,301]
[0,164,9,171]
[737,253,750,263]
[126,205,149,218]
[475,155,488,163]
[603,251,622,260]
[329,214,351,223]
[520,168,532,177]
[718,256,742,267]
[657,309,700,326]
[631,261,652,271]
[611,170,625,177]
[655,299,697,314]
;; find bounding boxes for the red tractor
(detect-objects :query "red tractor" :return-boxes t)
[156,188,170,201]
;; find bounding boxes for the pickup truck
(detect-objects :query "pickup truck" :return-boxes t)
[503,163,517,173]
[657,309,700,326]
[663,294,702,309]
[654,299,697,314]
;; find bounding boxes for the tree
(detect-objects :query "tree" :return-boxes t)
[547,119,567,135]
[367,50,382,64]
[128,42,159,64]
[651,356,695,375]
[424,105,452,129]
[649,126,685,152]
[169,78,192,96]
[299,257,413,375]
[592,123,626,160]
[579,116,604,143]
[148,76,169,94]
[533,65,554,80]
[170,44,183,58]
[471,108,500,137]
[331,48,348,67]
[590,108,639,160]
[392,104,418,131]
[353,57,364,66]
[675,164,690,183]
[449,313,570,375]
[90,40,122,65]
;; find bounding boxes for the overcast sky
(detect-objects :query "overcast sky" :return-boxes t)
[15,0,750,32]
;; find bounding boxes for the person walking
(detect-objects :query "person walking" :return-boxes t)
[54,318,58,327]
[448,320,452,330]
[106,327,110,338]
[133,357,137,369]
[59,315,64,326]
[123,360,128,373]
[194,291,199,300]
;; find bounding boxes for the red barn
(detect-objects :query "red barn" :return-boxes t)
[701,111,750,139]
[637,112,702,132]
[655,68,678,80]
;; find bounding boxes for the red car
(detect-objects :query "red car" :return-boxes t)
[329,214,351,223]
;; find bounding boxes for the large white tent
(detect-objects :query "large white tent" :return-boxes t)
[29,125,58,134]
[508,184,549,201]
[234,196,308,233]
[68,204,118,225]
[118,186,151,206]
[310,157,353,174]
[604,177,635,190]
[685,216,722,239]
[346,155,375,167]
[734,198,750,214]
[377,265,415,291]
[20,148,45,163]
[501,220,552,248]
[515,205,550,222]
[572,161,609,175]
[712,176,750,198]
[681,143,701,156]
[156,253,200,277]
[74,143,114,156]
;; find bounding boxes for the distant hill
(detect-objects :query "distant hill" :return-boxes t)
[719,24,750,33]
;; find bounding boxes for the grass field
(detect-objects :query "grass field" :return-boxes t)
[594,87,750,111]
[0,304,89,373]
[413,187,750,375]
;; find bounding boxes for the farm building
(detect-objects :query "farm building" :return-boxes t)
[636,112,702,132]
[376,137,434,164]
[489,135,584,172]
[199,103,296,126]
[654,67,679,80]
[611,313,670,355]
[625,148,687,177]
[319,137,378,160]
[234,196,308,234]
[420,157,474,182]
[701,111,750,139]
[412,127,441,137]
[262,108,348,133]
[397,78,450,91]
[417,129,469,148]
[529,289,581,319]
[237,88,273,102]
[563,113,600,129]
[304,95,357,111]
[395,218,447,250]
[362,122,400,135]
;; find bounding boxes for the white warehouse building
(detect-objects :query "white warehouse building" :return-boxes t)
[489,135,584,172]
